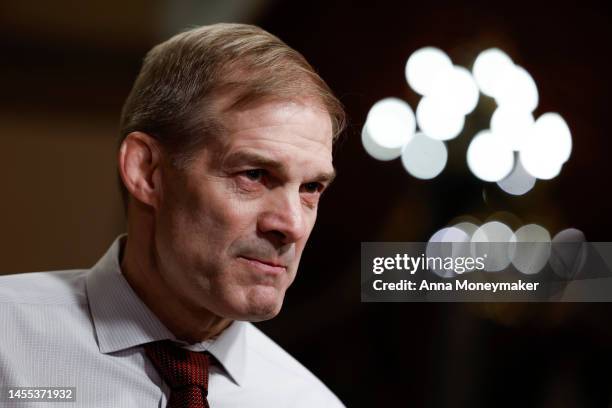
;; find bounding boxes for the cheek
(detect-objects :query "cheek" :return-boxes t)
[161,182,260,260]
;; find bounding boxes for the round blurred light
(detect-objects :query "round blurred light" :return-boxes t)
[401,132,448,179]
[486,211,523,231]
[361,125,402,161]
[453,222,479,240]
[451,222,479,272]
[427,226,470,278]
[362,98,416,161]
[533,112,572,163]
[471,221,514,272]
[444,228,469,243]
[495,65,539,112]
[509,224,551,275]
[472,48,514,98]
[427,226,454,279]
[429,226,470,243]
[513,223,551,242]
[550,228,587,280]
[405,47,453,96]
[520,146,563,180]
[366,97,416,147]
[553,228,586,243]
[472,221,514,242]
[497,158,536,196]
[467,130,515,182]
[416,96,465,141]
[520,112,570,180]
[431,65,480,115]
[490,106,535,151]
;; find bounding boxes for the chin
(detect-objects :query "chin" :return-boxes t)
[247,306,281,322]
[236,287,285,322]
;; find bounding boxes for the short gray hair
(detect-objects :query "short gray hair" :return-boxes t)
[118,23,345,208]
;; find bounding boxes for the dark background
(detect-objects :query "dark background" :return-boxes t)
[1,0,611,406]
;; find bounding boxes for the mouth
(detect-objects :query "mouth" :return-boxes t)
[237,256,288,275]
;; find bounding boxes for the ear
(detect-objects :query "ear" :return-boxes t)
[118,132,164,209]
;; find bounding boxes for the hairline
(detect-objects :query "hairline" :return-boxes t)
[169,90,336,170]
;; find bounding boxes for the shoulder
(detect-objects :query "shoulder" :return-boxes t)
[0,269,88,305]
[0,269,94,345]
[0,269,100,389]
[243,323,345,407]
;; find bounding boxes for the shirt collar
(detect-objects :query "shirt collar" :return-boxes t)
[179,319,248,386]
[86,235,247,386]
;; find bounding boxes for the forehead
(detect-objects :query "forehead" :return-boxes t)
[213,98,334,173]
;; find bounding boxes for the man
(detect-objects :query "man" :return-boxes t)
[0,23,345,407]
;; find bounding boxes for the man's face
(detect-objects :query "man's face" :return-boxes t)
[154,97,334,322]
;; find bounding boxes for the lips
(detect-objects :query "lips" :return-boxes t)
[240,256,286,268]
[238,256,288,274]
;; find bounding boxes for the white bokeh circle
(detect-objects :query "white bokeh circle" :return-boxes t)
[509,224,551,275]
[416,96,466,141]
[467,130,515,182]
[472,48,514,98]
[401,132,448,179]
[405,47,453,96]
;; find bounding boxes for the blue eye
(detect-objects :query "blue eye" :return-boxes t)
[302,182,322,194]
[244,169,265,181]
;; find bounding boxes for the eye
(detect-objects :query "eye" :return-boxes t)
[301,182,323,194]
[243,169,266,181]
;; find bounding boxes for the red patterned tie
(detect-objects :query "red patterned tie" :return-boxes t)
[145,340,211,408]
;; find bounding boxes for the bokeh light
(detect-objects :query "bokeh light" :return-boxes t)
[365,46,573,196]
[520,112,571,180]
[472,48,514,98]
[405,47,453,96]
[467,130,515,182]
[550,228,587,280]
[453,221,479,240]
[401,132,448,179]
[430,65,480,115]
[362,97,416,161]
[490,106,534,152]
[471,221,514,271]
[361,125,402,161]
[509,224,551,275]
[496,158,536,196]
[494,65,539,112]
[532,112,572,163]
[427,226,471,278]
[416,96,465,141]
[472,221,514,243]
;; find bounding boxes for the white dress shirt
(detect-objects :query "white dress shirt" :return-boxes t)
[0,236,345,407]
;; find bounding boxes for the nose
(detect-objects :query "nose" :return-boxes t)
[258,187,309,245]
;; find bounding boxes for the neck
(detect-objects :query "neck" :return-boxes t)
[120,209,232,343]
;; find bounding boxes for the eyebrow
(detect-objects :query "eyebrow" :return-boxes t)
[224,150,337,185]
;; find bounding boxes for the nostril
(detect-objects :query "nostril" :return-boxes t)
[272,230,286,240]
[268,230,290,247]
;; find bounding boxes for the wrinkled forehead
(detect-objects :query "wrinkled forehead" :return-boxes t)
[212,92,334,149]
[200,95,333,177]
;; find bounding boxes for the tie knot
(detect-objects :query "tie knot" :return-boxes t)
[145,340,210,391]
